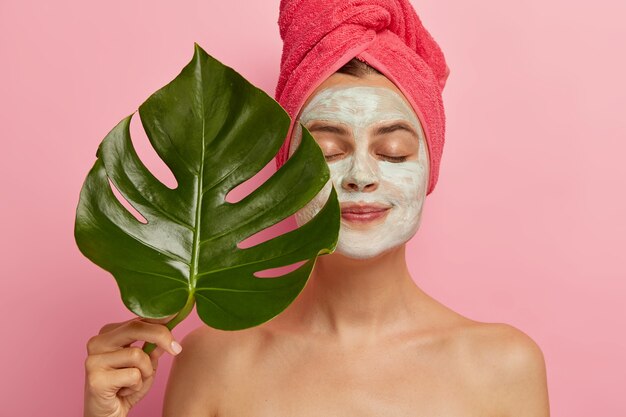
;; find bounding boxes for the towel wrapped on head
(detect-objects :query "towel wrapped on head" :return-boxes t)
[275,0,450,195]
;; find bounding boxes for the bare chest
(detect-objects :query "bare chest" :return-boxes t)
[215,338,495,417]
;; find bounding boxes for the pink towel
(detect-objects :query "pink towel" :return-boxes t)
[275,0,450,195]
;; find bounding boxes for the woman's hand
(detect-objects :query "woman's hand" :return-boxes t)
[83,317,182,417]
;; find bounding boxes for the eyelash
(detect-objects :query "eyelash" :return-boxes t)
[379,155,408,163]
[324,153,408,163]
[324,153,343,161]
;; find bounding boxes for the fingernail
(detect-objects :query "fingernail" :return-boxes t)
[171,340,182,355]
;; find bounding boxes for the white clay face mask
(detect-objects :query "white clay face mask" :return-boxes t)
[289,85,430,259]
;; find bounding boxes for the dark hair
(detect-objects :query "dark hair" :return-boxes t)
[336,58,382,77]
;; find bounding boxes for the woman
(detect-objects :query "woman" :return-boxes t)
[83,2,550,416]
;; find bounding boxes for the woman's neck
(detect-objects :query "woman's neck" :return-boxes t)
[276,244,429,344]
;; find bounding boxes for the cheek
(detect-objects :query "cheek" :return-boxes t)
[326,158,352,190]
[287,124,303,158]
[379,162,426,204]
[294,179,332,226]
[294,158,350,225]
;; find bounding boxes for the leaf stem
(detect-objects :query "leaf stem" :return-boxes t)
[142,292,196,355]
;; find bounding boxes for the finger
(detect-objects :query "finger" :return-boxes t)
[86,347,154,380]
[118,377,144,397]
[109,368,143,392]
[87,367,142,398]
[98,317,141,335]
[97,314,174,336]
[88,320,181,356]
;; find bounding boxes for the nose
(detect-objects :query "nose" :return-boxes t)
[341,155,379,192]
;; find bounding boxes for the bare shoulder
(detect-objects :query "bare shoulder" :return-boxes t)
[457,321,546,371]
[163,324,266,417]
[456,321,550,417]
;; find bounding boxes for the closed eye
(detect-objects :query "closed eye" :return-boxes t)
[378,154,408,163]
[324,153,344,161]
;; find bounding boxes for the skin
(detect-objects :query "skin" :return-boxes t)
[83,73,550,417]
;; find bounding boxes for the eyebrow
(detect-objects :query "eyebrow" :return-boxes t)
[305,121,419,138]
[373,122,419,138]
[306,122,350,136]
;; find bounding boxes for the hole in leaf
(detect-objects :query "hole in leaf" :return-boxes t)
[130,113,178,190]
[225,157,276,203]
[237,215,297,249]
[108,177,148,224]
[254,260,307,278]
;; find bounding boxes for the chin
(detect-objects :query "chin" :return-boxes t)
[333,238,406,260]
[335,246,392,260]
[333,220,421,260]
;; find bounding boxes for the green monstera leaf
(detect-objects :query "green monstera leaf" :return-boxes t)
[75,44,339,342]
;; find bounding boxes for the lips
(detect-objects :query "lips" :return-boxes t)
[340,202,391,223]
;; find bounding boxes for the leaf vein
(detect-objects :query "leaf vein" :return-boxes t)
[194,292,239,318]
[195,287,276,293]
[144,287,187,304]
[122,230,190,266]
[120,267,187,285]
[200,160,243,197]
[195,245,308,278]
[161,129,198,175]
[150,202,194,231]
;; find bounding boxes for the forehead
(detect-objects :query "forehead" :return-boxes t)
[299,72,414,113]
[300,86,416,124]
[297,72,422,131]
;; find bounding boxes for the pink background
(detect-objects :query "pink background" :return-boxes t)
[1,0,625,415]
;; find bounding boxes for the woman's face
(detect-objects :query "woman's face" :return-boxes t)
[289,72,429,259]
